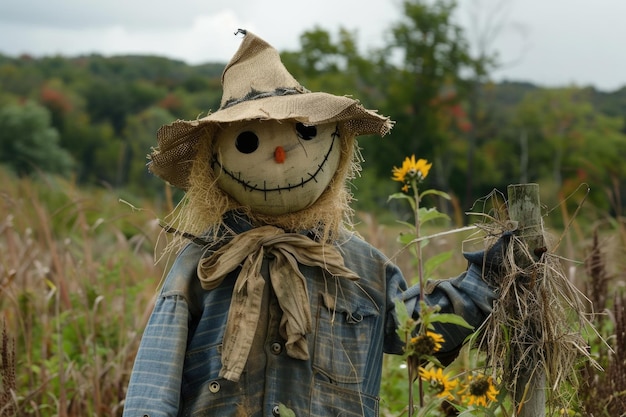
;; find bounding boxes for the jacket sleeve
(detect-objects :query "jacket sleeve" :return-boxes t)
[123,244,204,417]
[387,233,511,361]
[122,295,189,417]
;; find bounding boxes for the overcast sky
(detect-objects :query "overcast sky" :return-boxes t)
[1,0,624,92]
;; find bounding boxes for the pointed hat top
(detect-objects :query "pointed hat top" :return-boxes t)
[219,28,307,109]
[150,29,393,189]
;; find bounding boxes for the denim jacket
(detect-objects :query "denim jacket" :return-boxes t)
[122,215,499,417]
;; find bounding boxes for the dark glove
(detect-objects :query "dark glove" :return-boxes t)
[462,231,513,286]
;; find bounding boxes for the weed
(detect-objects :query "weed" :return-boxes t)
[0,168,163,416]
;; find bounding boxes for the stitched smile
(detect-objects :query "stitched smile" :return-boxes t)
[212,125,340,199]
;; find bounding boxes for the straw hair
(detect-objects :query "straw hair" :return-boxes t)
[148,30,392,189]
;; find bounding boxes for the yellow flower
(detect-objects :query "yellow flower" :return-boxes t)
[392,155,432,184]
[461,374,499,407]
[418,366,458,400]
[409,331,445,357]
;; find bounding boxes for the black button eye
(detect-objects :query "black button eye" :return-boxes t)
[235,131,259,154]
[296,123,317,140]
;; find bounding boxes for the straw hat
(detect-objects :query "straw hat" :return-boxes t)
[149,29,392,189]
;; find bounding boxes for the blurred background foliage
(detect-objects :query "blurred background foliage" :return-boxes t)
[1,0,625,226]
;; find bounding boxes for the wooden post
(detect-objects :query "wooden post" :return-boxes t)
[507,184,546,417]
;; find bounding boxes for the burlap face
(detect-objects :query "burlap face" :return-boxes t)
[212,120,342,215]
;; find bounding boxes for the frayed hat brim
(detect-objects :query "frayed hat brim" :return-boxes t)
[149,92,392,189]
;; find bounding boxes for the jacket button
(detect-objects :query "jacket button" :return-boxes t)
[272,405,280,416]
[270,342,283,355]
[208,380,220,393]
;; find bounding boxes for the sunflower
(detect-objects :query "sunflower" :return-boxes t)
[418,366,458,400]
[392,155,432,185]
[409,330,445,357]
[461,374,499,407]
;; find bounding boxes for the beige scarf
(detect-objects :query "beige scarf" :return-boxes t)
[197,225,359,382]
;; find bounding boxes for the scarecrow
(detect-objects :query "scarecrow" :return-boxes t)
[123,30,507,417]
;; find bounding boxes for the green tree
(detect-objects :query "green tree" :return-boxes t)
[375,0,495,213]
[0,57,44,97]
[576,116,626,215]
[83,79,132,135]
[123,106,176,195]
[385,0,471,151]
[282,27,383,106]
[514,87,626,213]
[0,101,74,176]
[515,88,594,187]
[60,113,120,185]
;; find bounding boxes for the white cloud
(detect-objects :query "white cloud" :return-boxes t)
[150,12,254,63]
[0,0,231,29]
[1,0,625,90]
[0,10,252,63]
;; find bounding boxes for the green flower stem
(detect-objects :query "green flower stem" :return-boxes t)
[410,178,425,411]
[411,178,424,304]
[407,331,415,417]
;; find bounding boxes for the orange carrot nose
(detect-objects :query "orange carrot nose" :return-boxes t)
[274,146,286,163]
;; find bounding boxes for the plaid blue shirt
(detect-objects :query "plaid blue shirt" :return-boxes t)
[122,215,497,417]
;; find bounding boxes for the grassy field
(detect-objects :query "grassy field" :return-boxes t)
[1,169,624,416]
[0,170,166,416]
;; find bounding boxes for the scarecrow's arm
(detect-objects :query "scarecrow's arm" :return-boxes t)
[386,233,510,363]
[123,244,203,417]
[122,295,188,417]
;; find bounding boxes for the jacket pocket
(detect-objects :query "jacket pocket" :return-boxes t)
[312,292,379,384]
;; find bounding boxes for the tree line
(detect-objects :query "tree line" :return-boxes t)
[1,0,625,221]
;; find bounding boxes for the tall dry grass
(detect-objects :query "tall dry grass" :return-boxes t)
[0,169,165,416]
[1,168,624,416]
[579,228,626,416]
